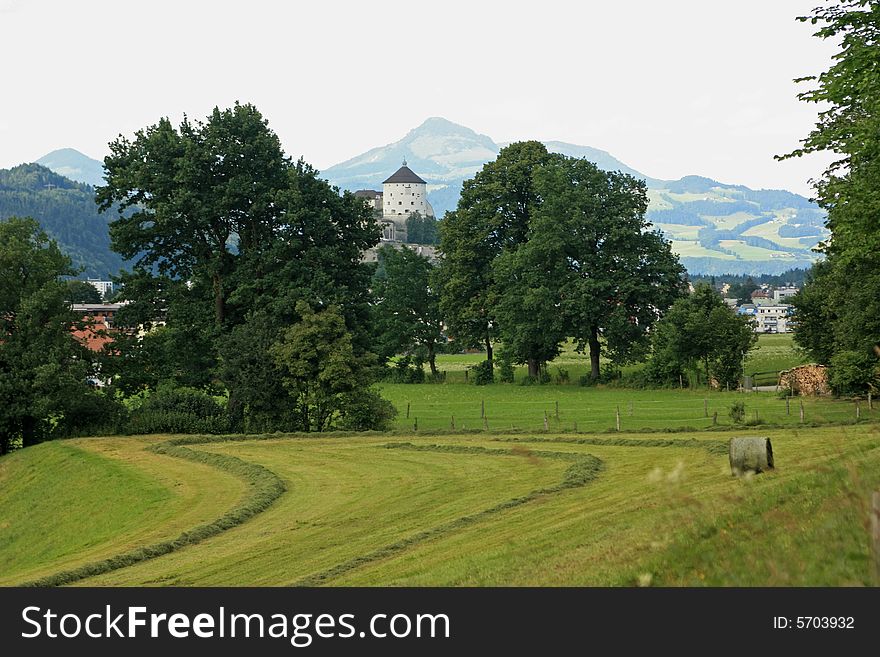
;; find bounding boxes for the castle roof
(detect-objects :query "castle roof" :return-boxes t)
[383,161,426,185]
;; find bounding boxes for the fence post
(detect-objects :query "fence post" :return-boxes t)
[786,396,790,416]
[451,415,455,431]
[869,392,874,411]
[616,405,621,432]
[406,402,410,419]
[856,400,861,420]
[465,370,469,383]
[483,416,489,431]
[543,414,549,431]
[800,399,805,422]
[413,417,418,432]
[481,399,485,418]
[555,401,559,421]
[712,411,718,426]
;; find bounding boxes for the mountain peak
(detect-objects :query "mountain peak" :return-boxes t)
[36,148,105,188]
[410,117,483,136]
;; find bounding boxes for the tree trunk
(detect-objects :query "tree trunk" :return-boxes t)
[527,358,539,379]
[484,333,493,365]
[428,342,438,377]
[589,326,601,381]
[212,273,225,326]
[21,415,38,448]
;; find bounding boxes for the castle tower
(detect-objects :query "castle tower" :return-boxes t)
[381,160,433,241]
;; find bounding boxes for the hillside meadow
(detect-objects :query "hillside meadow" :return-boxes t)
[1,421,877,587]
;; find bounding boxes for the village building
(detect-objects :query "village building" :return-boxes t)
[71,303,123,352]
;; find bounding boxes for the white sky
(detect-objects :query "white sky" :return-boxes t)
[0,0,838,195]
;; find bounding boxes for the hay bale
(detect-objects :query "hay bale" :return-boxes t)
[729,437,774,475]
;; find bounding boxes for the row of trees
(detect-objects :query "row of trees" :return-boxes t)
[784,0,880,394]
[437,141,688,381]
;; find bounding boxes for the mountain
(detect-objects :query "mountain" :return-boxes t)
[36,148,105,188]
[0,163,124,277]
[320,118,828,275]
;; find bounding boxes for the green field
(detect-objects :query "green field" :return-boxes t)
[2,424,877,587]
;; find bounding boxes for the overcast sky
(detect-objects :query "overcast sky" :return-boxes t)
[0,0,839,196]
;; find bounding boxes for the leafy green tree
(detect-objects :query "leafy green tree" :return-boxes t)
[0,218,109,454]
[648,284,756,388]
[780,0,880,393]
[404,212,439,245]
[65,280,102,304]
[494,158,686,379]
[270,302,381,432]
[97,102,290,327]
[437,141,552,370]
[372,245,444,375]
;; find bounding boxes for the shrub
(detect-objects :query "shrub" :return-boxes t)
[338,389,398,431]
[555,368,570,385]
[497,361,515,383]
[828,350,878,396]
[729,401,746,424]
[382,356,426,384]
[470,359,494,386]
[578,373,595,387]
[127,387,229,435]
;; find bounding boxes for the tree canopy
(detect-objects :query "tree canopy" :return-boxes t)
[437,141,552,368]
[781,0,880,393]
[648,283,757,388]
[438,142,685,380]
[96,103,389,432]
[0,218,112,454]
[372,245,444,375]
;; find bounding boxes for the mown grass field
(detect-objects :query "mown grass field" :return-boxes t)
[1,423,878,587]
[2,335,876,587]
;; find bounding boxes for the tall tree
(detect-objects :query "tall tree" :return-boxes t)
[780,0,880,393]
[495,158,685,379]
[648,284,757,388]
[0,218,106,454]
[372,245,444,375]
[97,102,290,327]
[65,280,102,304]
[437,141,552,368]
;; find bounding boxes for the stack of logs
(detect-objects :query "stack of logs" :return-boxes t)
[778,364,830,396]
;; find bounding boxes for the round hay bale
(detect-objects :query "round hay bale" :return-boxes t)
[729,437,774,476]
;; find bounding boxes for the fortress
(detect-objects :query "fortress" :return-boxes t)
[354,160,436,244]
